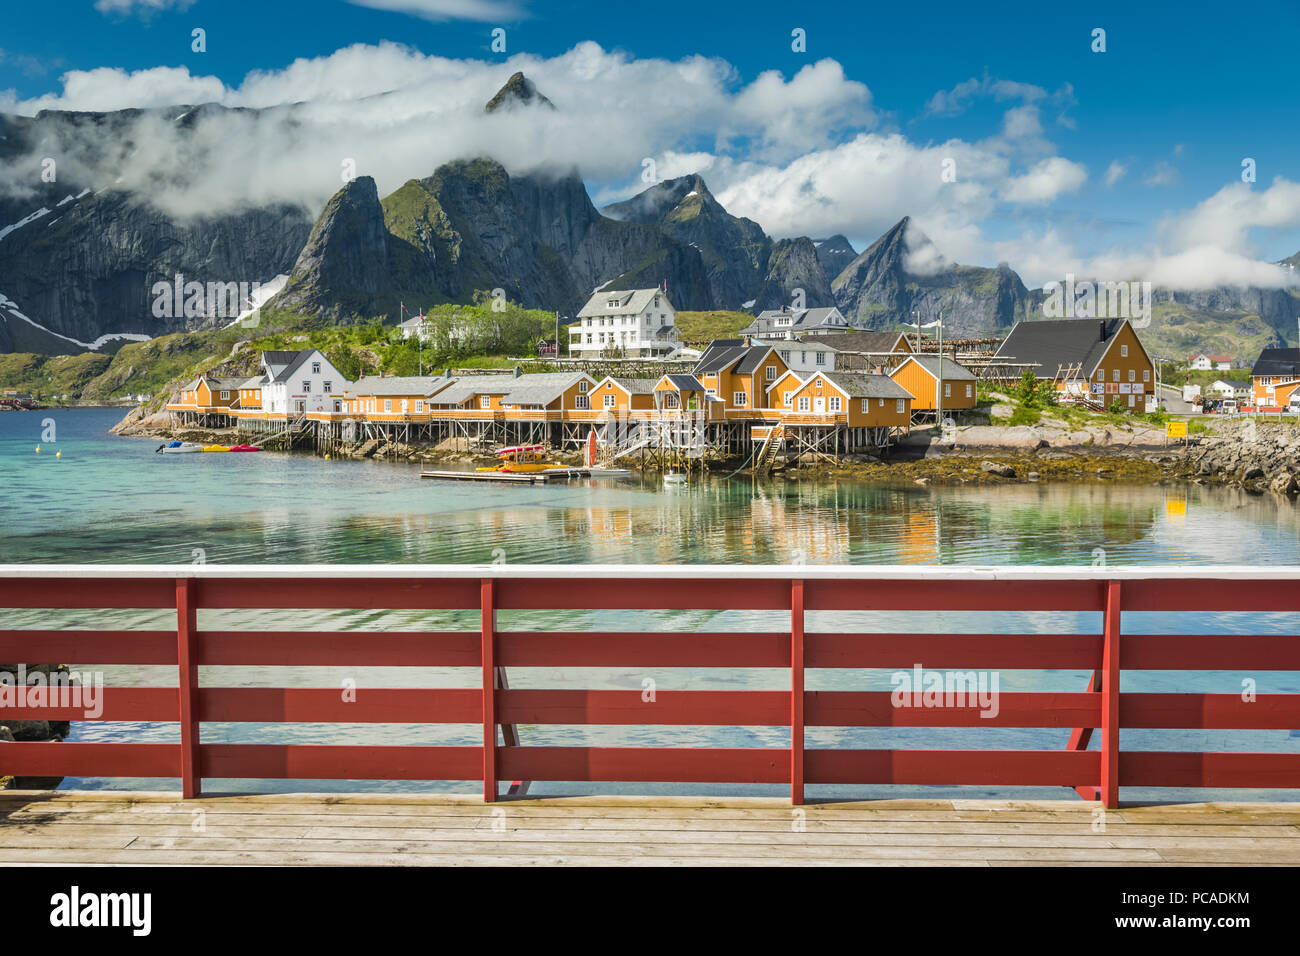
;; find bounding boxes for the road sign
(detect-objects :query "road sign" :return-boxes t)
[1166,421,1188,438]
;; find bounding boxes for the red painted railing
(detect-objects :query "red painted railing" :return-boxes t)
[2,565,1299,806]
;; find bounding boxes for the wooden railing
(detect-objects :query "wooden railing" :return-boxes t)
[2,565,1298,806]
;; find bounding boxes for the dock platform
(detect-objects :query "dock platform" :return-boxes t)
[2,791,1298,866]
[420,467,631,483]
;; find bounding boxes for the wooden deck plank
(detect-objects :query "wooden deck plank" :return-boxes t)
[0,791,1296,866]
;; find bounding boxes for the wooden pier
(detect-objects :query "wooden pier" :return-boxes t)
[419,467,632,483]
[3,791,1298,866]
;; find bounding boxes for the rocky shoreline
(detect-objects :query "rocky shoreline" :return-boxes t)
[107,407,1300,496]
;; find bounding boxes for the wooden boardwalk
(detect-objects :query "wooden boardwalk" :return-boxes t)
[2,791,1298,866]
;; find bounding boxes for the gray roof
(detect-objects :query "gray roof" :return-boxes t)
[662,374,706,390]
[430,372,589,407]
[608,377,659,394]
[993,318,1137,378]
[742,307,852,336]
[760,338,840,353]
[818,372,912,400]
[577,288,672,318]
[1251,347,1300,378]
[694,342,774,375]
[898,354,977,381]
[347,376,452,397]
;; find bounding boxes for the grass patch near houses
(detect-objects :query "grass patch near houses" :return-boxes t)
[675,310,753,346]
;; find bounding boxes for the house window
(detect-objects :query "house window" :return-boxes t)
[219,391,229,400]
[1113,369,1120,382]
[944,383,952,398]
[706,389,717,399]
[415,400,424,413]
[312,362,321,374]
[1120,346,1128,358]
[579,381,589,393]
[1143,370,1150,382]
[603,394,617,409]
[1129,369,1136,383]
[784,393,794,407]
[733,392,748,407]
[480,396,490,408]
[896,399,905,414]
[815,352,826,366]
[302,380,311,392]
[323,382,332,393]
[965,384,972,398]
[575,394,590,410]
[780,351,791,362]
[1096,370,1104,381]
[798,397,810,412]
[829,396,842,412]
[400,400,408,413]
[384,399,392,412]
[861,399,869,413]
[815,378,823,388]
[766,365,777,381]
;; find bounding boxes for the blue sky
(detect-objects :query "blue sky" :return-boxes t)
[2,0,1299,288]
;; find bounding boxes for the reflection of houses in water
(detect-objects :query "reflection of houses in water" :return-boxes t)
[748,490,851,563]
[898,502,940,564]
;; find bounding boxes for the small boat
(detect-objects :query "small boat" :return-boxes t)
[201,444,231,453]
[157,441,203,454]
[476,444,562,474]
[228,444,261,453]
[663,472,688,487]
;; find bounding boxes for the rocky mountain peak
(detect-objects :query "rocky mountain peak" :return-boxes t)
[484,72,555,113]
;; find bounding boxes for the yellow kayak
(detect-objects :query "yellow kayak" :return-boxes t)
[202,444,231,452]
[477,444,560,473]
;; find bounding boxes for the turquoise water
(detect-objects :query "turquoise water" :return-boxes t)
[2,408,1298,801]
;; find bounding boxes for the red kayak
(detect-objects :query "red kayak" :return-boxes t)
[228,444,261,452]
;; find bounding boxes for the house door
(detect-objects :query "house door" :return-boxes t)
[295,400,305,413]
[814,397,825,413]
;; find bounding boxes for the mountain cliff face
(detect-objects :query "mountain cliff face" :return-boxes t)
[831,217,1036,337]
[269,157,717,321]
[0,107,312,351]
[603,175,835,310]
[812,235,858,283]
[2,75,1297,358]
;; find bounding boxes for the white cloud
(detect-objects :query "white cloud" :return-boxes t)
[94,0,195,14]
[1160,178,1300,254]
[1000,157,1087,204]
[345,0,527,21]
[1103,160,1127,187]
[1144,160,1179,186]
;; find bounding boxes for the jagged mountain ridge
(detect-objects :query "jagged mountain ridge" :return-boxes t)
[603,174,833,311]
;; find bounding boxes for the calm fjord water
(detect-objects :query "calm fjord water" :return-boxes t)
[5,407,1300,565]
[3,408,1298,801]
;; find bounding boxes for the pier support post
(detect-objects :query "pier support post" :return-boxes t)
[791,578,805,805]
[176,577,201,798]
[1100,580,1122,808]
[481,577,498,802]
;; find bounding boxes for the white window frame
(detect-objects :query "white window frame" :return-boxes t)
[219,390,230,400]
[733,391,748,407]
[944,383,952,398]
[480,396,490,409]
[603,394,617,409]
[766,365,777,381]
[323,382,332,394]
[829,396,841,413]
[312,362,321,374]
[784,393,794,408]
[965,384,972,398]
[861,399,869,413]
[1120,345,1128,358]
[574,394,590,410]
[798,396,810,412]
[384,399,392,413]
[896,399,905,414]
[415,400,424,413]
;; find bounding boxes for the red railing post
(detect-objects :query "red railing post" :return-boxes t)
[481,577,497,802]
[1100,580,1122,808]
[791,578,805,805]
[176,577,201,798]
